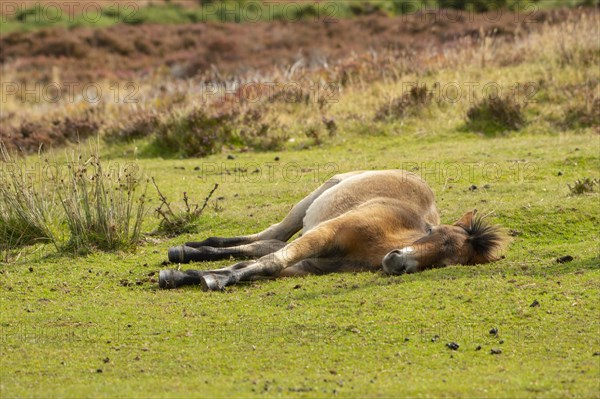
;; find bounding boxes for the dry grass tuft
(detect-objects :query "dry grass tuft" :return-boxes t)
[375,84,433,121]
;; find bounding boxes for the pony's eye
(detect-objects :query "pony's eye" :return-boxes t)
[427,227,433,235]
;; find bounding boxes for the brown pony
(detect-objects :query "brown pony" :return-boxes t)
[159,170,506,290]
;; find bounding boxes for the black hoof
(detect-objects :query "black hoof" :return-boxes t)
[158,269,204,289]
[168,246,185,263]
[159,269,180,289]
[200,274,227,292]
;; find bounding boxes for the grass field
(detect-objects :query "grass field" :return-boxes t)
[1,3,599,398]
[1,131,599,398]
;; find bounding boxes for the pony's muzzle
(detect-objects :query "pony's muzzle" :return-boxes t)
[382,247,418,275]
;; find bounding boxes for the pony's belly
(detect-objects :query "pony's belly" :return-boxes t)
[301,170,437,233]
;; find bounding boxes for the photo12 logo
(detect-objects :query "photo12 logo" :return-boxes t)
[401,81,539,105]
[199,321,323,343]
[398,0,540,23]
[0,160,141,185]
[401,161,538,184]
[398,321,544,344]
[1,81,139,105]
[0,322,138,344]
[195,161,340,184]
[1,1,140,25]
[198,1,341,23]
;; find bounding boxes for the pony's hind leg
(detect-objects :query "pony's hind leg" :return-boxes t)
[160,257,340,290]
[185,236,255,248]
[171,176,344,263]
[168,239,287,263]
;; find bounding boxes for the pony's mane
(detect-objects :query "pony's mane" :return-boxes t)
[465,216,507,264]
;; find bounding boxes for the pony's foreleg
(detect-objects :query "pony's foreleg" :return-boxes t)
[159,226,339,289]
[198,226,338,290]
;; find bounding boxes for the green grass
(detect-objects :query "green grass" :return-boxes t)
[1,131,598,398]
[1,9,599,397]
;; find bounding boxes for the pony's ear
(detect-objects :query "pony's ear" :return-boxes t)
[454,209,477,230]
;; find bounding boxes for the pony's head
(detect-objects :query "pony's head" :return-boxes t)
[382,210,507,274]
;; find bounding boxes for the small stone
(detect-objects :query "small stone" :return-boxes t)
[28,267,34,272]
[431,335,440,342]
[489,328,498,336]
[103,357,110,363]
[274,157,280,161]
[469,185,478,191]
[557,171,563,176]
[530,299,540,307]
[227,154,236,160]
[490,348,502,355]
[475,345,482,351]
[556,255,573,263]
[446,342,460,350]
[96,368,103,373]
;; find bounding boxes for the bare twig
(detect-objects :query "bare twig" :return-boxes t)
[151,177,176,217]
[198,184,219,216]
